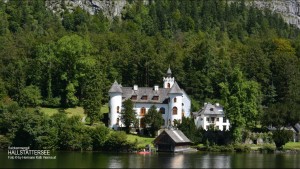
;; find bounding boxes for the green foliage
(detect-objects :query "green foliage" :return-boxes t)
[234,144,251,152]
[0,78,6,99]
[55,114,92,151]
[272,130,294,150]
[0,135,10,149]
[262,103,300,128]
[18,85,42,107]
[56,35,94,107]
[203,130,232,146]
[219,68,262,142]
[0,0,300,147]
[259,144,276,153]
[104,131,136,152]
[177,116,203,144]
[121,99,137,133]
[144,105,163,137]
[82,64,103,125]
[91,125,110,150]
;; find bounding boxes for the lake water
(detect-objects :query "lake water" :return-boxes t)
[1,151,300,168]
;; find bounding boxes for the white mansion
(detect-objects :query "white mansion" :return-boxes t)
[193,102,230,131]
[108,68,191,129]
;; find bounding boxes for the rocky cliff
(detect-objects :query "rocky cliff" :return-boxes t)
[247,0,300,28]
[45,0,127,19]
[44,0,300,28]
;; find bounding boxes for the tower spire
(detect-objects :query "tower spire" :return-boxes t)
[167,65,172,77]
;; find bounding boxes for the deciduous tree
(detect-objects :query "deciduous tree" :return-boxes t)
[144,105,163,137]
[121,99,137,133]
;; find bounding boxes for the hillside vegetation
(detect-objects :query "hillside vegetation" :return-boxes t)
[0,0,299,150]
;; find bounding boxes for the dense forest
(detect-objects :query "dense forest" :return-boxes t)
[0,0,300,150]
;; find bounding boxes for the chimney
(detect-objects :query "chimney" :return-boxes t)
[133,85,138,91]
[215,103,220,107]
[204,102,207,106]
[154,85,159,91]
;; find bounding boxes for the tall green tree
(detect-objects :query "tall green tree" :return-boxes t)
[82,63,103,125]
[121,99,136,133]
[144,105,163,137]
[219,67,261,143]
[56,35,94,107]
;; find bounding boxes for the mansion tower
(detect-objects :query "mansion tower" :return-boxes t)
[108,68,191,129]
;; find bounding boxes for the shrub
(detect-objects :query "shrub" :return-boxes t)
[42,97,61,107]
[234,144,251,152]
[204,145,234,152]
[0,135,11,149]
[91,125,110,150]
[272,130,293,150]
[18,85,42,107]
[104,131,137,152]
[259,144,275,153]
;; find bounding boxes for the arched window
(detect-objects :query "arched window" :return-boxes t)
[117,106,120,113]
[159,107,165,114]
[174,97,177,102]
[140,107,146,116]
[140,117,146,128]
[167,83,170,88]
[172,106,178,115]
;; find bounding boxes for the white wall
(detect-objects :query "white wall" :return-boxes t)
[108,92,122,128]
[195,115,230,131]
[134,103,169,127]
[182,92,191,117]
[163,77,175,88]
[169,94,183,125]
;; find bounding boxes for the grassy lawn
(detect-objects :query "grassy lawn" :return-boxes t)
[65,107,84,118]
[101,104,109,114]
[283,142,300,150]
[40,104,109,118]
[127,134,155,148]
[40,107,85,118]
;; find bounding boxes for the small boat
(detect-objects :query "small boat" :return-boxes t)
[137,151,151,155]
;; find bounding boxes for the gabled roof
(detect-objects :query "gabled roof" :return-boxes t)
[194,102,224,116]
[268,126,296,132]
[154,129,191,144]
[168,81,182,94]
[293,123,300,133]
[108,81,122,93]
[121,87,169,103]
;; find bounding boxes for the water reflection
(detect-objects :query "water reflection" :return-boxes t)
[108,156,123,168]
[199,153,231,168]
[170,154,185,168]
[1,151,300,168]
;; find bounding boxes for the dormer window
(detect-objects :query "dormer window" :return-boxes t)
[131,95,137,100]
[152,96,159,100]
[141,95,148,100]
[210,108,214,111]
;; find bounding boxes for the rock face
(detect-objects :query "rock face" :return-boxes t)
[45,0,127,19]
[247,0,300,28]
[44,0,300,28]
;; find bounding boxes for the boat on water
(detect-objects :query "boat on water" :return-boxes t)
[137,151,151,155]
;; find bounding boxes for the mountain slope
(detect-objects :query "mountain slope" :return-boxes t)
[44,0,300,28]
